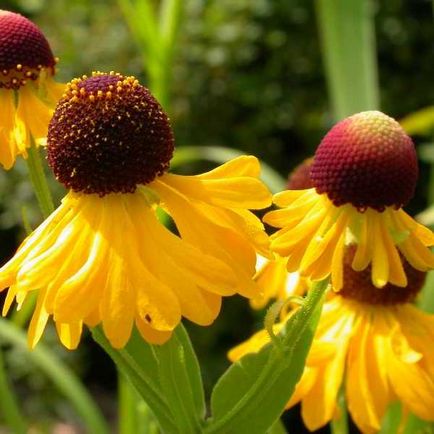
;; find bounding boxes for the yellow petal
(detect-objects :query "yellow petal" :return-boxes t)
[162,173,271,209]
[16,84,52,142]
[197,155,261,179]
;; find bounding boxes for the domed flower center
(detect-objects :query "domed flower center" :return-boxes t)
[310,111,418,212]
[287,157,314,190]
[339,246,425,305]
[47,72,175,195]
[0,10,56,89]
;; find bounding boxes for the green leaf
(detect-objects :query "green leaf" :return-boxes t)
[154,325,206,433]
[400,106,434,136]
[403,414,434,434]
[418,270,434,314]
[268,419,287,434]
[205,279,328,434]
[92,324,206,434]
[417,143,434,164]
[315,0,379,120]
[379,402,401,434]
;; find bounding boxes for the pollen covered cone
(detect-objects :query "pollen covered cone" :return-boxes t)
[0,72,272,349]
[229,251,434,434]
[0,10,65,168]
[264,111,434,291]
[250,159,313,309]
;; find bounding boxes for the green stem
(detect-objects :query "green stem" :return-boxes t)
[0,350,27,434]
[331,390,349,434]
[0,319,109,434]
[119,373,138,434]
[205,278,328,434]
[26,140,54,219]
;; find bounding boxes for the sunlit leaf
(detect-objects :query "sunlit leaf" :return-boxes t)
[205,280,328,434]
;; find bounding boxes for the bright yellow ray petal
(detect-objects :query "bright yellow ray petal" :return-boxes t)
[152,180,259,297]
[386,314,434,421]
[272,188,312,208]
[28,289,50,349]
[135,317,173,345]
[56,321,83,350]
[0,89,18,169]
[351,212,372,271]
[346,315,387,433]
[161,173,271,209]
[197,155,261,179]
[16,84,52,143]
[371,214,390,288]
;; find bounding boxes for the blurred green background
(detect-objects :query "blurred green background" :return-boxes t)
[0,0,433,433]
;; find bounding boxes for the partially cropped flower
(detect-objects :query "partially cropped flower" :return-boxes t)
[250,255,306,309]
[230,249,434,433]
[264,111,434,290]
[250,159,313,309]
[0,72,272,349]
[0,10,64,168]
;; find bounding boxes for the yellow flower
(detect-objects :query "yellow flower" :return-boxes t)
[250,255,306,309]
[250,158,315,309]
[0,10,64,169]
[0,72,272,349]
[264,111,434,291]
[230,250,434,434]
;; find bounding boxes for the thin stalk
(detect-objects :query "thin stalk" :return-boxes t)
[0,351,27,434]
[26,140,54,218]
[119,374,138,434]
[331,390,349,434]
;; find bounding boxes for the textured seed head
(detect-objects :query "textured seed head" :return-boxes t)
[0,10,56,89]
[310,111,418,211]
[287,158,314,190]
[339,246,426,305]
[47,72,174,195]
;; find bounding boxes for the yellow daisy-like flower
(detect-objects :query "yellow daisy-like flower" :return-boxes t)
[264,111,434,291]
[0,72,272,349]
[250,159,314,309]
[250,255,306,310]
[230,250,434,434]
[0,10,64,169]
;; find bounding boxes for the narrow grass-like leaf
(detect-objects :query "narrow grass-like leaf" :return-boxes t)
[316,0,379,119]
[0,319,109,434]
[0,350,27,434]
[205,279,328,434]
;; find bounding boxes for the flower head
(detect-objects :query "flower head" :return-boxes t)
[230,253,434,434]
[264,111,434,290]
[0,10,64,168]
[251,159,314,309]
[0,72,272,349]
